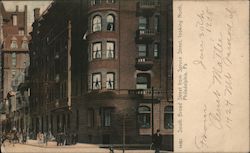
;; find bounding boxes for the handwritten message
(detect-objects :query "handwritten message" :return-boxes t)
[174,1,249,152]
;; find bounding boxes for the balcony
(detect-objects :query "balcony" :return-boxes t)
[137,0,159,15]
[136,29,156,43]
[128,89,162,102]
[135,57,153,71]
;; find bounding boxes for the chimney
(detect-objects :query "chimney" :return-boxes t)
[34,8,40,21]
[16,5,19,12]
[24,5,28,35]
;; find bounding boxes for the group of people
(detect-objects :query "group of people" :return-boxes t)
[1,130,28,146]
[56,131,77,146]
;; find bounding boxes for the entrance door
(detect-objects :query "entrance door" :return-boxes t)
[102,134,110,144]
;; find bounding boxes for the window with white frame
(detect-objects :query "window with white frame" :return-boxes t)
[12,15,17,26]
[164,106,173,129]
[92,73,101,90]
[138,16,148,30]
[107,15,115,31]
[138,44,147,57]
[106,73,114,89]
[10,40,18,49]
[92,16,102,32]
[106,41,114,58]
[92,42,102,59]
[154,43,159,58]
[12,53,16,67]
[136,73,150,89]
[138,106,151,128]
[22,41,28,49]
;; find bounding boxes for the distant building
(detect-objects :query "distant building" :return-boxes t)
[0,3,30,131]
[29,0,173,150]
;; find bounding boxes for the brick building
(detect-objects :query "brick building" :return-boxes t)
[0,3,30,131]
[29,0,173,150]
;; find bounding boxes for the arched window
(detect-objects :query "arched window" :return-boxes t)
[138,106,151,128]
[164,106,173,129]
[92,16,102,32]
[106,15,115,31]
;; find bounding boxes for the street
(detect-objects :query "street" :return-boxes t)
[1,140,170,153]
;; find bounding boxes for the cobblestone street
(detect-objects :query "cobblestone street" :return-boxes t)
[2,140,170,153]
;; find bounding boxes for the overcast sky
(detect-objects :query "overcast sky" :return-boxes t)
[3,0,52,32]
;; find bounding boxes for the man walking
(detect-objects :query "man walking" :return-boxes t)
[152,129,162,153]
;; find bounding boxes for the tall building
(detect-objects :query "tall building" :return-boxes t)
[29,0,173,150]
[0,3,30,131]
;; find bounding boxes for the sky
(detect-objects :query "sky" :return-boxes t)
[2,0,52,32]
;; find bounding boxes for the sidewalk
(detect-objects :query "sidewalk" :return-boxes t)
[23,140,171,153]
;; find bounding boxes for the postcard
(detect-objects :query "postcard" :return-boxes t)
[174,0,249,152]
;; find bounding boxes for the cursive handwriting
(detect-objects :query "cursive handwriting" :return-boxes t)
[195,104,208,149]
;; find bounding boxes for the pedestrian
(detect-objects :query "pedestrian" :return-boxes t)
[23,131,27,144]
[152,129,162,153]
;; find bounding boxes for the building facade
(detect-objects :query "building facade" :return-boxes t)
[0,4,30,132]
[29,0,173,150]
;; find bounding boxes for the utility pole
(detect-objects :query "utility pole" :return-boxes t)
[151,87,154,140]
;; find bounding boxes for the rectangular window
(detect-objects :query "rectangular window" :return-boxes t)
[11,41,18,49]
[12,53,17,67]
[106,73,115,90]
[154,15,160,32]
[12,15,17,26]
[106,0,115,3]
[92,42,102,59]
[106,42,114,59]
[102,108,111,127]
[19,30,24,35]
[136,73,150,89]
[139,16,148,30]
[138,44,147,57]
[87,109,94,127]
[154,43,159,58]
[92,73,101,90]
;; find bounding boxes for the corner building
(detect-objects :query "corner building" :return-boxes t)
[29,0,173,150]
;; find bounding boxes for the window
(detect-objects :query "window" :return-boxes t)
[12,15,17,26]
[10,40,18,49]
[106,73,114,89]
[138,106,151,128]
[19,30,24,35]
[138,44,147,57]
[12,53,16,67]
[106,41,114,58]
[164,106,173,129]
[90,0,101,5]
[92,16,102,32]
[22,41,28,49]
[106,0,115,3]
[92,73,101,90]
[92,42,102,59]
[139,16,148,30]
[154,15,160,32]
[107,15,115,31]
[102,108,111,127]
[87,109,94,127]
[154,43,159,58]
[136,73,150,89]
